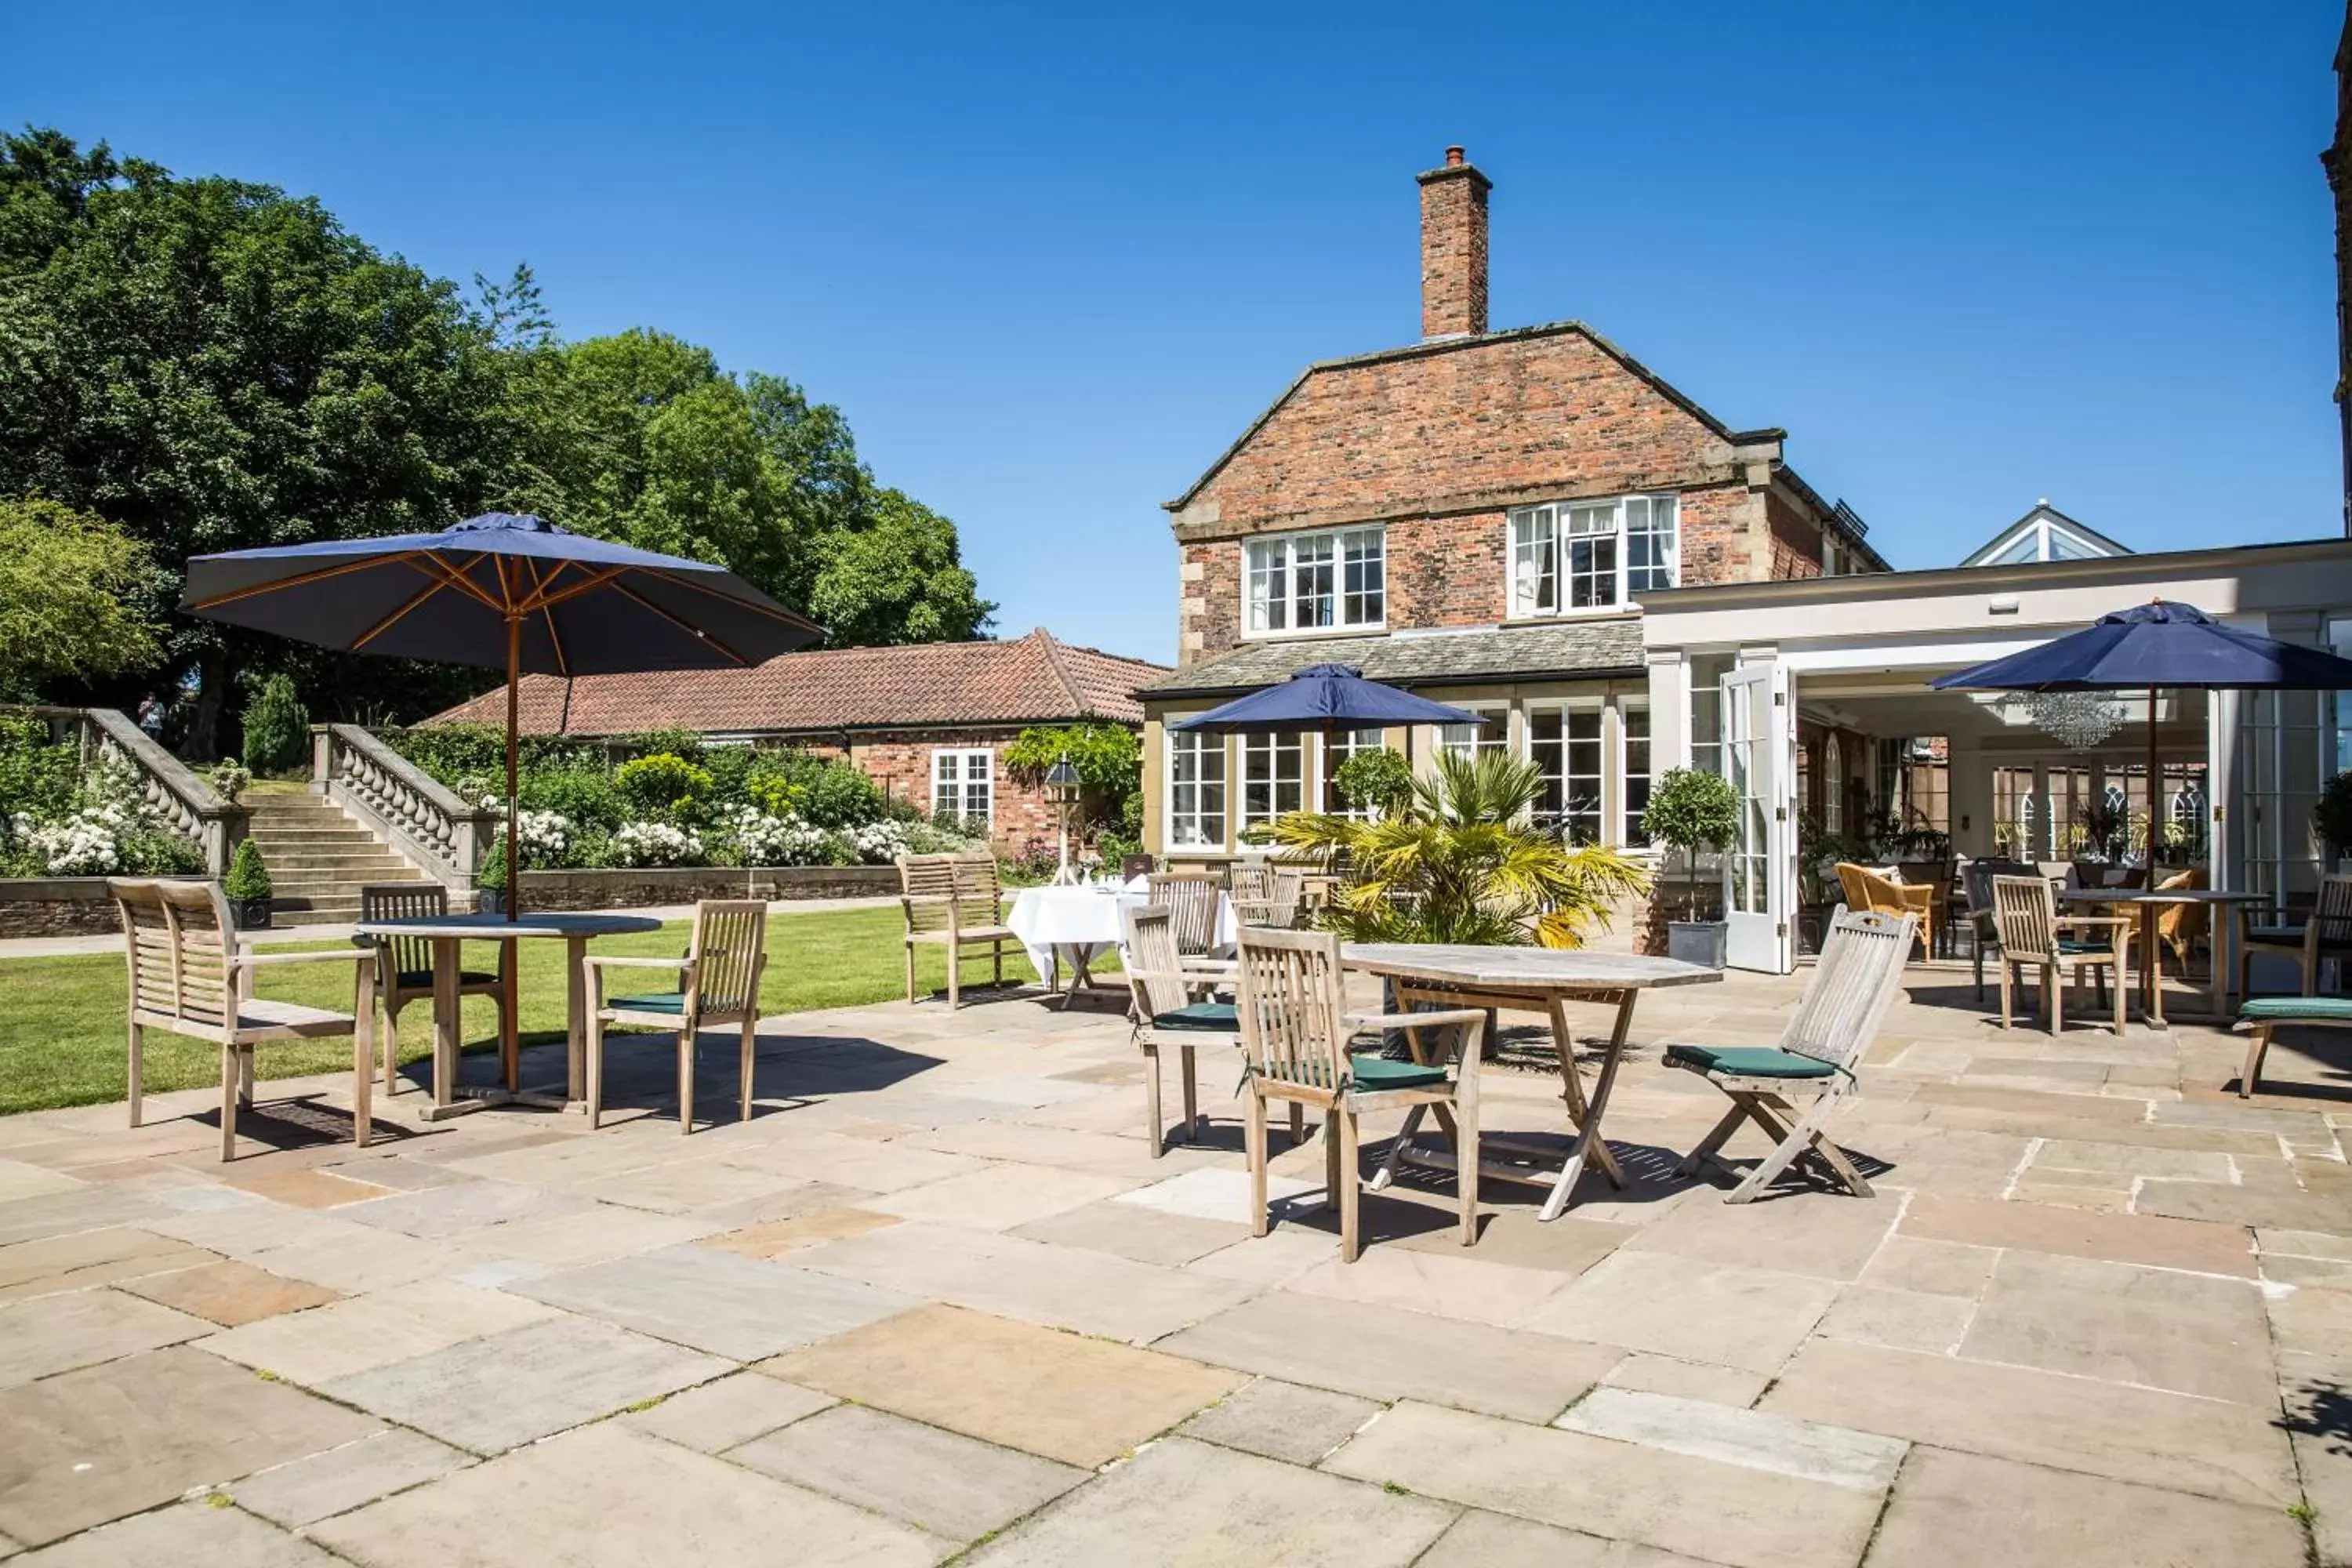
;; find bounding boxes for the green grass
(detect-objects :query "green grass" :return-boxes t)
[0,906,1062,1116]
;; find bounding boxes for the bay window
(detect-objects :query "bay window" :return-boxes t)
[1167,731,1227,849]
[1508,495,1679,615]
[1244,528,1385,635]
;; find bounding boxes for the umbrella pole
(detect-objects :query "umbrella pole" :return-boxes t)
[506,616,521,927]
[2143,685,2160,1023]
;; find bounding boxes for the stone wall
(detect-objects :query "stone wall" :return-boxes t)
[0,879,119,938]
[512,865,900,912]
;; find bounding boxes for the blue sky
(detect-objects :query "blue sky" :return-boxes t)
[7,0,2344,665]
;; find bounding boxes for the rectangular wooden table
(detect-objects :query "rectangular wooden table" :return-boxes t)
[354,912,663,1119]
[1338,944,1722,1220]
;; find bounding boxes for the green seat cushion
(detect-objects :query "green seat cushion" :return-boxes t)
[1664,1044,1838,1080]
[2238,996,2352,1023]
[395,970,500,988]
[2054,939,2114,956]
[1150,1001,1238,1033]
[608,992,688,1015]
[1345,1054,1450,1092]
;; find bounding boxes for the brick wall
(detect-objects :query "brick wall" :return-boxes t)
[847,728,1064,854]
[1765,487,1827,582]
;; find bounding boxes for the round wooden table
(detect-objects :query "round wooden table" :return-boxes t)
[1338,945,1721,1220]
[355,913,662,1119]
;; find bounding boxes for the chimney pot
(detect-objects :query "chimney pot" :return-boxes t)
[1417,150,1491,339]
[1444,145,1465,167]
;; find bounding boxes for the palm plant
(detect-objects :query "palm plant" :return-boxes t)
[1261,749,1649,948]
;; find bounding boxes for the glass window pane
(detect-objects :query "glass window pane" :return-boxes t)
[1623,705,1651,844]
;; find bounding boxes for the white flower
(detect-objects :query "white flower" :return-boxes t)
[731,808,832,866]
[611,821,703,867]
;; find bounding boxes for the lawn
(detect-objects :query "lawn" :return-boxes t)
[0,906,1063,1116]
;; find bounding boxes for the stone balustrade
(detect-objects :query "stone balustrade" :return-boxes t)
[312,724,500,889]
[22,706,249,874]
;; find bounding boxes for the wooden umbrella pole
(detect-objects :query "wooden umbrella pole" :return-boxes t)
[506,615,521,926]
[2143,685,2160,1021]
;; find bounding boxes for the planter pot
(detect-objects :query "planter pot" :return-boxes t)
[227,895,272,931]
[475,889,508,917]
[1666,920,1727,970]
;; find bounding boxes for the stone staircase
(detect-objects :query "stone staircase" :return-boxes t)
[240,788,439,926]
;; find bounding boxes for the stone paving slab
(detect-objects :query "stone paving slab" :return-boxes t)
[0,1289,213,1388]
[1596,1353,1771,1409]
[1898,1192,2256,1275]
[1414,1509,1722,1568]
[229,1428,472,1528]
[321,1315,729,1454]
[0,1346,378,1547]
[508,1243,918,1359]
[197,1278,556,1387]
[1521,1249,1839,1375]
[0,1189,165,1249]
[696,1206,901,1258]
[766,1302,1240,1468]
[1007,1199,1249,1265]
[1956,1250,2275,1404]
[11,1499,339,1566]
[223,1168,394,1209]
[117,1259,341,1327]
[867,1162,1139,1231]
[341,1178,591,1237]
[1156,1289,1619,1423]
[1616,1188,1898,1280]
[0,1228,217,1301]
[307,1421,941,1567]
[965,1436,1454,1568]
[1283,1242,1573,1329]
[621,1372,835,1453]
[451,1203,720,1267]
[1557,1387,1907,1491]
[729,1403,1087,1541]
[1176,1377,1381,1465]
[1813,1284,1975,1353]
[1864,1445,2306,1567]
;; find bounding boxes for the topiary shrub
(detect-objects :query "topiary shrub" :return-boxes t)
[239,674,310,773]
[222,838,272,900]
[615,753,713,821]
[1334,746,1415,815]
[1642,768,1739,923]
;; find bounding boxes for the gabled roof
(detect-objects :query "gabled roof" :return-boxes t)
[1959,503,2132,568]
[423,630,1170,739]
[1139,620,1646,700]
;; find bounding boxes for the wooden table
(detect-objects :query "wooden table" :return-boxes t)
[2060,887,2267,1025]
[354,913,663,1119]
[1339,945,1722,1220]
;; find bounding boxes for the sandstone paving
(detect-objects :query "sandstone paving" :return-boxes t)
[1613,1185,1898,1279]
[728,1402,1087,1541]
[307,1420,941,1568]
[1007,1197,1250,1265]
[964,1436,1454,1568]
[1325,1399,1883,1568]
[0,1227,217,1301]
[1282,1241,1573,1328]
[9,1499,341,1566]
[507,1241,918,1358]
[0,1287,213,1387]
[320,1314,729,1454]
[866,1161,1139,1231]
[1957,1249,2276,1403]
[1864,1446,2307,1567]
[1555,1387,1907,1491]
[115,1258,341,1327]
[340,1177,591,1237]
[0,1163,82,1207]
[1521,1248,1840,1374]
[0,1346,379,1546]
[223,1167,393,1208]
[696,1205,901,1258]
[1855,1233,1998,1297]
[1897,1191,2257,1274]
[1596,1352,1769,1406]
[234,1228,480,1294]
[227,1428,472,1528]
[1812,1283,1975,1353]
[620,1371,835,1452]
[194,1278,557,1386]
[1176,1377,1382,1465]
[1414,1508,1724,1568]
[0,1187,165,1248]
[763,1302,1241,1467]
[448,1202,719,1267]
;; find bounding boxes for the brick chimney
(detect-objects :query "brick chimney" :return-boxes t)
[1417,146,1490,339]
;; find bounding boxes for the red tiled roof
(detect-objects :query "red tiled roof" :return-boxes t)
[423,630,1170,738]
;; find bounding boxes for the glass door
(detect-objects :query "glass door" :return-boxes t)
[1720,662,1793,972]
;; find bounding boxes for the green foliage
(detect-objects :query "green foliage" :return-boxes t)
[615,753,713,819]
[476,835,510,891]
[792,760,885,828]
[0,499,164,698]
[518,764,624,835]
[1334,747,1415,815]
[2318,771,2352,857]
[205,760,250,802]
[806,490,994,647]
[1264,750,1650,949]
[222,838,271,900]
[0,713,79,825]
[238,675,310,772]
[1642,768,1739,924]
[1002,724,1141,837]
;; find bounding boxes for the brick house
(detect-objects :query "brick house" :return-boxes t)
[427,630,1167,853]
[1139,147,1889,867]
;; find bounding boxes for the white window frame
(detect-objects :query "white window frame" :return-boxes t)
[1507,495,1679,616]
[1240,731,1307,831]
[1528,704,1606,844]
[1166,730,1227,850]
[1622,701,1652,846]
[1438,706,1508,762]
[931,749,993,826]
[1243,527,1386,637]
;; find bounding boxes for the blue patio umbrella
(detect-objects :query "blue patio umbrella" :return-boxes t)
[1174,663,1489,811]
[1931,600,2352,865]
[181,512,823,918]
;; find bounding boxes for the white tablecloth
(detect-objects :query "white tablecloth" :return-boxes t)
[1007,884,1238,987]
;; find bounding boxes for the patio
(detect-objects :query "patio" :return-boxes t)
[0,964,2341,1567]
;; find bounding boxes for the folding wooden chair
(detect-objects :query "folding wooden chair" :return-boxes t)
[1668,907,1913,1203]
[583,898,767,1133]
[1229,863,1305,930]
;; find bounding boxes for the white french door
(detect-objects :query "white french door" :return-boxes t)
[1720,662,1794,972]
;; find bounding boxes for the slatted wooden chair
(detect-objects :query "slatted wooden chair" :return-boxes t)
[1234,927,1486,1262]
[1959,857,2036,1000]
[1148,871,1225,957]
[2237,873,2352,1001]
[1835,863,1933,960]
[1991,873,2132,1035]
[1122,903,1254,1156]
[112,878,378,1161]
[1668,906,1913,1203]
[583,898,767,1134]
[356,883,510,1096]
[898,852,1017,1007]
[1229,863,1305,930]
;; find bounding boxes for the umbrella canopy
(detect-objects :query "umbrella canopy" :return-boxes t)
[1171,664,1488,733]
[182,512,821,676]
[1929,601,2352,695]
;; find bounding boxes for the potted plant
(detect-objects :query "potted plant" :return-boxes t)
[475,837,510,916]
[223,838,273,929]
[1642,767,1739,969]
[2318,770,2352,867]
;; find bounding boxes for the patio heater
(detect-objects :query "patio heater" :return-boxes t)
[1045,756,1083,884]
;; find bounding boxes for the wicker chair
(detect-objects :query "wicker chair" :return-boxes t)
[2237,873,2352,1000]
[113,878,378,1160]
[356,884,510,1096]
[1147,871,1225,956]
[898,852,1017,1007]
[1991,874,2132,1034]
[583,899,767,1133]
[2152,866,2209,976]
[1835,864,1933,960]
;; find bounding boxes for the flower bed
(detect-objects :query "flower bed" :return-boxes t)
[0,716,205,880]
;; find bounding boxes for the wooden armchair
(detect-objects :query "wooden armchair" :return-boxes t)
[2238,873,2352,1000]
[1959,857,2036,1000]
[1121,904,1253,1156]
[1835,863,1933,960]
[898,852,1017,1007]
[1233,927,1486,1262]
[1147,871,1225,956]
[584,899,767,1133]
[112,878,377,1161]
[356,884,510,1096]
[1228,863,1305,930]
[1991,874,2132,1034]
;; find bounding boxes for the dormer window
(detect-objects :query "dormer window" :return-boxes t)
[1508,495,1679,615]
[1244,527,1385,636]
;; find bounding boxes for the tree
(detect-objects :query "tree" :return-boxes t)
[808,489,993,647]
[0,498,164,698]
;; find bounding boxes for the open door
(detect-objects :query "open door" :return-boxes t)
[1720,662,1794,972]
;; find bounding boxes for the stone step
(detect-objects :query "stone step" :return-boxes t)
[248,827,382,844]
[256,850,419,870]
